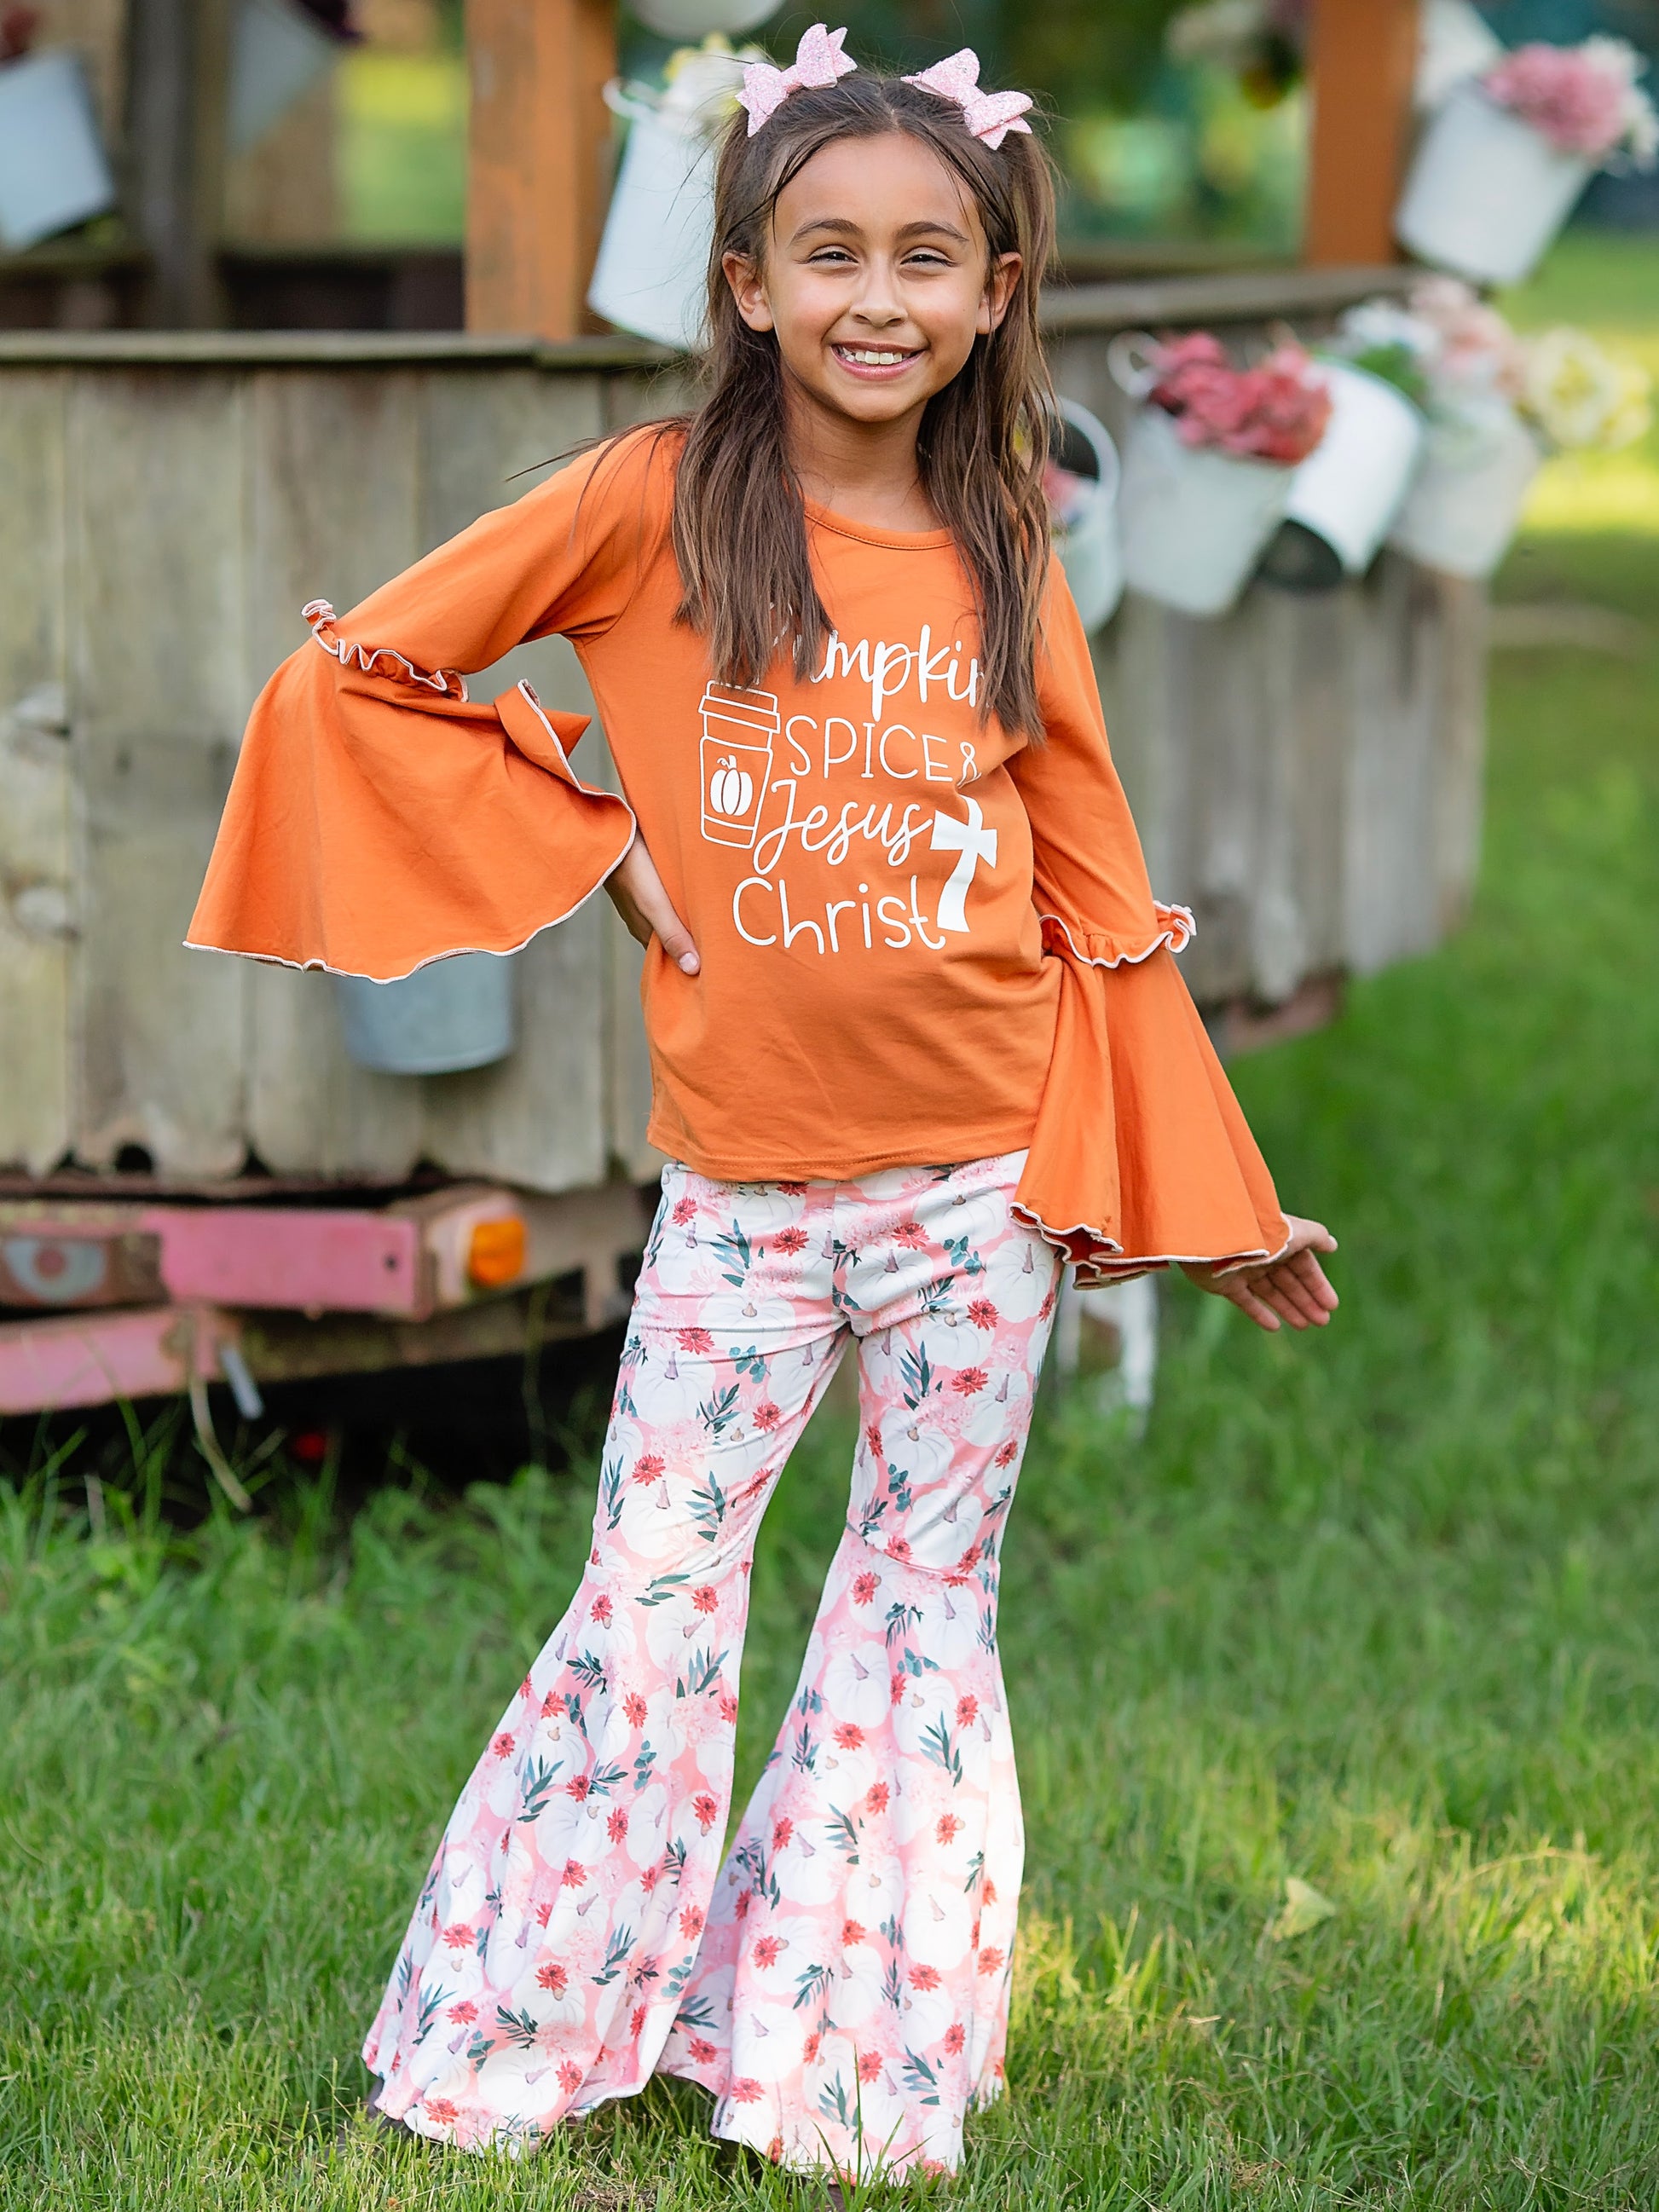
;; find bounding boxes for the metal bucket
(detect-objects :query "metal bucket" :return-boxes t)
[1282,363,1425,578]
[1386,409,1542,580]
[587,90,718,351]
[1396,80,1591,286]
[334,954,517,1077]
[1052,398,1124,632]
[1119,404,1291,619]
[0,51,117,251]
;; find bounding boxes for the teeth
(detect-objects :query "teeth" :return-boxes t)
[839,349,910,366]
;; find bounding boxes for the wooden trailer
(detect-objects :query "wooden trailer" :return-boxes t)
[0,3,1468,1435]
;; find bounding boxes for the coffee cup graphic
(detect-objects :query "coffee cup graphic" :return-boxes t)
[699,683,777,849]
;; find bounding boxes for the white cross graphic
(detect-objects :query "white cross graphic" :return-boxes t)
[929,797,997,933]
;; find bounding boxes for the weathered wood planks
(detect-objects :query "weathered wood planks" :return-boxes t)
[0,337,1488,1193]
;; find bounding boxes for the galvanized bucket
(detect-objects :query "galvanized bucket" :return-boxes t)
[0,51,117,251]
[1396,80,1592,286]
[334,954,517,1077]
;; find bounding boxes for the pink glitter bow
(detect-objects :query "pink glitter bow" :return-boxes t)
[737,23,857,137]
[903,48,1032,148]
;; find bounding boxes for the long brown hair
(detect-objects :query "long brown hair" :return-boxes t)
[669,72,1058,736]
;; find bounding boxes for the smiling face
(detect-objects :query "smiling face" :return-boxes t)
[722,130,1021,435]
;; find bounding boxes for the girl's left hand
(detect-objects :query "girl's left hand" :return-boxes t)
[1182,1216,1338,1333]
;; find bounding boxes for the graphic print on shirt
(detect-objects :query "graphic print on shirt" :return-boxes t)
[698,684,777,850]
[702,627,998,956]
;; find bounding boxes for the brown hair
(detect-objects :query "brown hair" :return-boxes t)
[668,72,1058,736]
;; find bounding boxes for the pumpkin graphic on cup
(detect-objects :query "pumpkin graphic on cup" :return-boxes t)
[698,683,777,849]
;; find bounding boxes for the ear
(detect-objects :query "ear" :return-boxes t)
[978,252,1022,338]
[722,251,775,334]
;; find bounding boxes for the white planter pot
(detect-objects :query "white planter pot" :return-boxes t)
[587,90,719,351]
[228,0,344,153]
[1396,80,1592,286]
[1285,363,1425,576]
[1119,405,1292,618]
[335,953,516,1076]
[1387,409,1542,580]
[633,0,780,36]
[1052,397,1124,632]
[0,51,117,251]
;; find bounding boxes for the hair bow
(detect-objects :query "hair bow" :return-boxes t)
[903,49,1032,148]
[738,23,857,137]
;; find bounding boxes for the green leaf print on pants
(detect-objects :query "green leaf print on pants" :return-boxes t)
[363,1149,1061,2179]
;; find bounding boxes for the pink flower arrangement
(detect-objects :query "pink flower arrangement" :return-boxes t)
[1483,38,1658,168]
[1147,332,1332,465]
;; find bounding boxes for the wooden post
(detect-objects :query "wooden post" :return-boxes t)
[126,0,231,325]
[465,0,616,338]
[1303,0,1420,266]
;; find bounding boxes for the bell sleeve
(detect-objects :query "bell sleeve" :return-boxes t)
[185,433,667,980]
[1006,570,1290,1285]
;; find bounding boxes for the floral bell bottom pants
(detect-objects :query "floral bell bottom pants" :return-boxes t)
[365,1151,1062,2177]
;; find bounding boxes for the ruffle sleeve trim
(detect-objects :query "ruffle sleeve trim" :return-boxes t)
[303,598,469,702]
[1013,916,1289,1290]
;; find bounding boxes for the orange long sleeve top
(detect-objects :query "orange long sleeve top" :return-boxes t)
[188,430,1286,1283]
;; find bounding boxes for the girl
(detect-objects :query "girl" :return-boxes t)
[190,31,1337,2184]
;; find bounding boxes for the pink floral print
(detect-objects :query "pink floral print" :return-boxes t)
[364,1152,1061,2177]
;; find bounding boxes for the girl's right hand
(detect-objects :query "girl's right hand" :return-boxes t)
[606,831,700,975]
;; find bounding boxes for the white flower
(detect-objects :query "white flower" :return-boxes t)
[1520,326,1653,453]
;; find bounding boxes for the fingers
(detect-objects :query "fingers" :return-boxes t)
[609,833,700,975]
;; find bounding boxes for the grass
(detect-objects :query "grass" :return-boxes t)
[5,234,1659,2205]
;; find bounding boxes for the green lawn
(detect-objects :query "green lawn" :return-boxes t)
[5,238,1659,2207]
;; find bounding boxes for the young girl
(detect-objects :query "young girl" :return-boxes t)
[190,31,1337,2183]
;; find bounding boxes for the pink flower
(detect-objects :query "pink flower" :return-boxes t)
[731,2076,764,2104]
[608,1807,628,1842]
[865,1782,890,1814]
[944,2022,966,2054]
[994,1440,1019,1469]
[957,1695,979,1726]
[751,1400,783,1432]
[440,1921,475,1949]
[772,1225,809,1254]
[424,2095,460,2125]
[864,1421,884,1457]
[566,1773,590,1801]
[841,1919,867,1946]
[772,1816,794,1848]
[909,1963,941,1991]
[676,1325,714,1352]
[857,2049,883,2082]
[560,1859,588,1889]
[893,1218,928,1249]
[557,2059,584,2094]
[983,1879,997,1905]
[719,1691,740,1724]
[951,1366,989,1396]
[852,1572,880,1605]
[630,2004,648,2038]
[624,1691,648,1726]
[536,1961,569,1993]
[1483,40,1653,164]
[633,1452,665,1486]
[936,1815,962,1845]
[671,1197,697,1225]
[1150,332,1331,465]
[887,1536,911,1562]
[890,1672,905,1705]
[535,1901,553,1926]
[833,1723,864,1749]
[591,1593,612,1626]
[802,2030,823,2063]
[540,1689,561,1718]
[967,1297,999,1329]
[693,1793,720,1830]
[688,2035,719,2064]
[679,1905,705,1938]
[692,1585,719,1614]
[490,1732,515,1759]
[753,1934,784,1967]
[448,1999,477,2022]
[977,1945,1005,1974]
